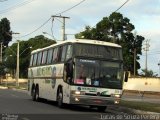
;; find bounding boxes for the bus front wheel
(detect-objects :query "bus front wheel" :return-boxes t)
[57,89,63,108]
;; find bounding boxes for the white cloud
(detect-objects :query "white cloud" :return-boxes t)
[1,0,160,74]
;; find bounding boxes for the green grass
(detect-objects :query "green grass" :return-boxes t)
[120,100,160,113]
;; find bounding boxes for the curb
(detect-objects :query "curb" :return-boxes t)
[0,86,27,93]
[10,88,28,93]
[0,86,8,89]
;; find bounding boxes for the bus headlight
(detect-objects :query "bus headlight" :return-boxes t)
[75,91,81,95]
[71,90,85,95]
[112,94,121,98]
[115,94,120,98]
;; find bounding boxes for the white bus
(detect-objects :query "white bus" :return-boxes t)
[28,39,128,111]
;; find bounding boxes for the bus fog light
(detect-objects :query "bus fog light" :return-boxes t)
[75,97,79,101]
[114,100,119,104]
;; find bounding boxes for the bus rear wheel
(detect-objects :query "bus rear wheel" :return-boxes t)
[32,87,39,101]
[57,89,63,108]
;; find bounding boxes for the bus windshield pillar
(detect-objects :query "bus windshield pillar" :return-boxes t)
[64,59,74,84]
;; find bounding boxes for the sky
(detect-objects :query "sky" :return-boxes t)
[0,0,160,75]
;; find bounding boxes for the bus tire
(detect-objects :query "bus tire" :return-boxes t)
[32,85,39,101]
[57,88,63,108]
[97,106,107,112]
[35,86,40,101]
[32,87,36,101]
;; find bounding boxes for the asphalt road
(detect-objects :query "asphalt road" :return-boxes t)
[0,89,111,120]
[1,88,159,120]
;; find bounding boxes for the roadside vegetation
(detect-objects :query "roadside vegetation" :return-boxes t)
[120,100,160,113]
[0,82,27,90]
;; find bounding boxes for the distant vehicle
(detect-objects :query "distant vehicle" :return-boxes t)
[28,39,128,111]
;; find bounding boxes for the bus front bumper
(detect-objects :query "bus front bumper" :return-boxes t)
[70,95,120,106]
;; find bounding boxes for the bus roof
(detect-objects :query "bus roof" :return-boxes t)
[31,39,121,54]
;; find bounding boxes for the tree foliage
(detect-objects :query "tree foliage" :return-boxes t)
[0,18,12,46]
[4,35,56,78]
[140,69,158,77]
[75,12,145,74]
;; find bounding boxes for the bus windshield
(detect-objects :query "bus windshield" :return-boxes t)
[74,59,123,89]
[74,43,122,60]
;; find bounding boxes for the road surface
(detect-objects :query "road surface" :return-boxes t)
[0,89,112,120]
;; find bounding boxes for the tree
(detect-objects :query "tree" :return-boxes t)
[140,69,158,77]
[4,35,56,78]
[0,63,6,84]
[75,12,145,74]
[0,18,12,46]
[0,18,12,79]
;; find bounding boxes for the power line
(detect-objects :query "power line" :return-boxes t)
[92,0,130,28]
[56,0,86,15]
[114,0,130,12]
[18,0,86,38]
[0,0,36,14]
[19,17,52,38]
[0,0,8,2]
[148,50,160,54]
[142,52,160,56]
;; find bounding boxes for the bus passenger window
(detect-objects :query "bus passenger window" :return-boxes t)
[41,50,48,64]
[61,45,67,62]
[47,49,53,64]
[37,52,42,65]
[30,55,33,66]
[52,47,58,63]
[32,53,37,66]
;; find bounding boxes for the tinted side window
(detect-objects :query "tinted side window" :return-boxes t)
[42,50,48,65]
[33,53,38,66]
[52,47,58,63]
[37,52,42,66]
[61,45,67,62]
[66,45,73,61]
[47,48,53,64]
[30,55,33,66]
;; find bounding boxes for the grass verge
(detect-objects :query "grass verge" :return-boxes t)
[120,100,160,113]
[0,82,27,90]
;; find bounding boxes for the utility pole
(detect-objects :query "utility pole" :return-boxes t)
[51,15,70,41]
[134,48,136,76]
[158,61,160,77]
[0,42,2,85]
[143,39,150,76]
[0,42,2,63]
[5,32,20,87]
[133,31,137,76]
[16,40,19,87]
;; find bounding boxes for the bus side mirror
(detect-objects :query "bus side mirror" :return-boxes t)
[124,71,128,82]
